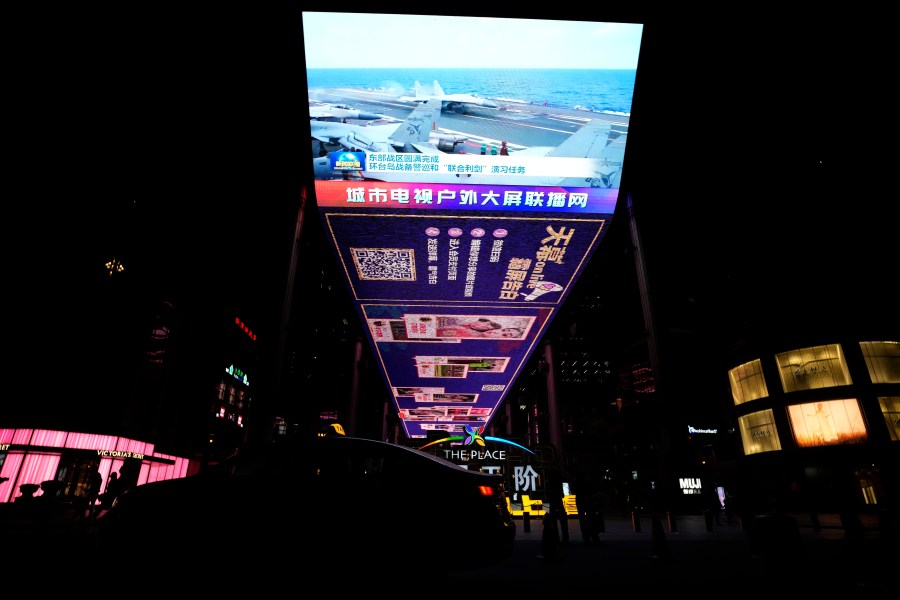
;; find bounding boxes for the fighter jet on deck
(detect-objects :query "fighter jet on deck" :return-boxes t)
[400,80,499,113]
[311,101,447,178]
[309,102,383,122]
[314,116,624,188]
[310,100,440,153]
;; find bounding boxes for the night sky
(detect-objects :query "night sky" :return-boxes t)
[9,5,896,430]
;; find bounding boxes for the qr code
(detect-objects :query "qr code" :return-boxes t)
[351,248,416,281]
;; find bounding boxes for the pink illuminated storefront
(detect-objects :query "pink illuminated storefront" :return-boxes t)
[0,428,191,504]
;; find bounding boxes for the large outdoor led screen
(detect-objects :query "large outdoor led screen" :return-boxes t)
[302,11,644,438]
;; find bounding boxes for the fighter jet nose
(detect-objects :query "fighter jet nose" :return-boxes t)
[358,111,382,120]
[485,100,499,108]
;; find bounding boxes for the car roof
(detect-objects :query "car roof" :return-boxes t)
[232,434,503,481]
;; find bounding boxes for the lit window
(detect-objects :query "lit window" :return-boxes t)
[738,409,782,455]
[787,399,868,447]
[860,341,900,384]
[728,359,769,406]
[878,397,900,442]
[775,344,852,393]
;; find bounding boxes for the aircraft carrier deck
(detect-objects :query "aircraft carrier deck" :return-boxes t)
[309,87,629,156]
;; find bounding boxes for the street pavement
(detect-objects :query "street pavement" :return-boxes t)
[1,503,894,593]
[441,512,894,593]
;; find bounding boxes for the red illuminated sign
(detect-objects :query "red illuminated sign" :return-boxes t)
[235,317,257,341]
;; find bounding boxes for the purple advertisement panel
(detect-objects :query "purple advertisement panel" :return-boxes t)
[362,304,553,439]
[321,210,609,306]
[318,203,610,438]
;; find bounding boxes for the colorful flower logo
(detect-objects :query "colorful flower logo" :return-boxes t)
[419,425,534,454]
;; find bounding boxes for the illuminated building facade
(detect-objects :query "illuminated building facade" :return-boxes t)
[729,340,899,521]
[0,428,190,505]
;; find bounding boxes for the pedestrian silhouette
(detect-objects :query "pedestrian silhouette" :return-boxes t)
[575,469,604,544]
[545,469,569,544]
[649,513,671,560]
[100,471,121,510]
[539,509,560,561]
[85,465,102,519]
